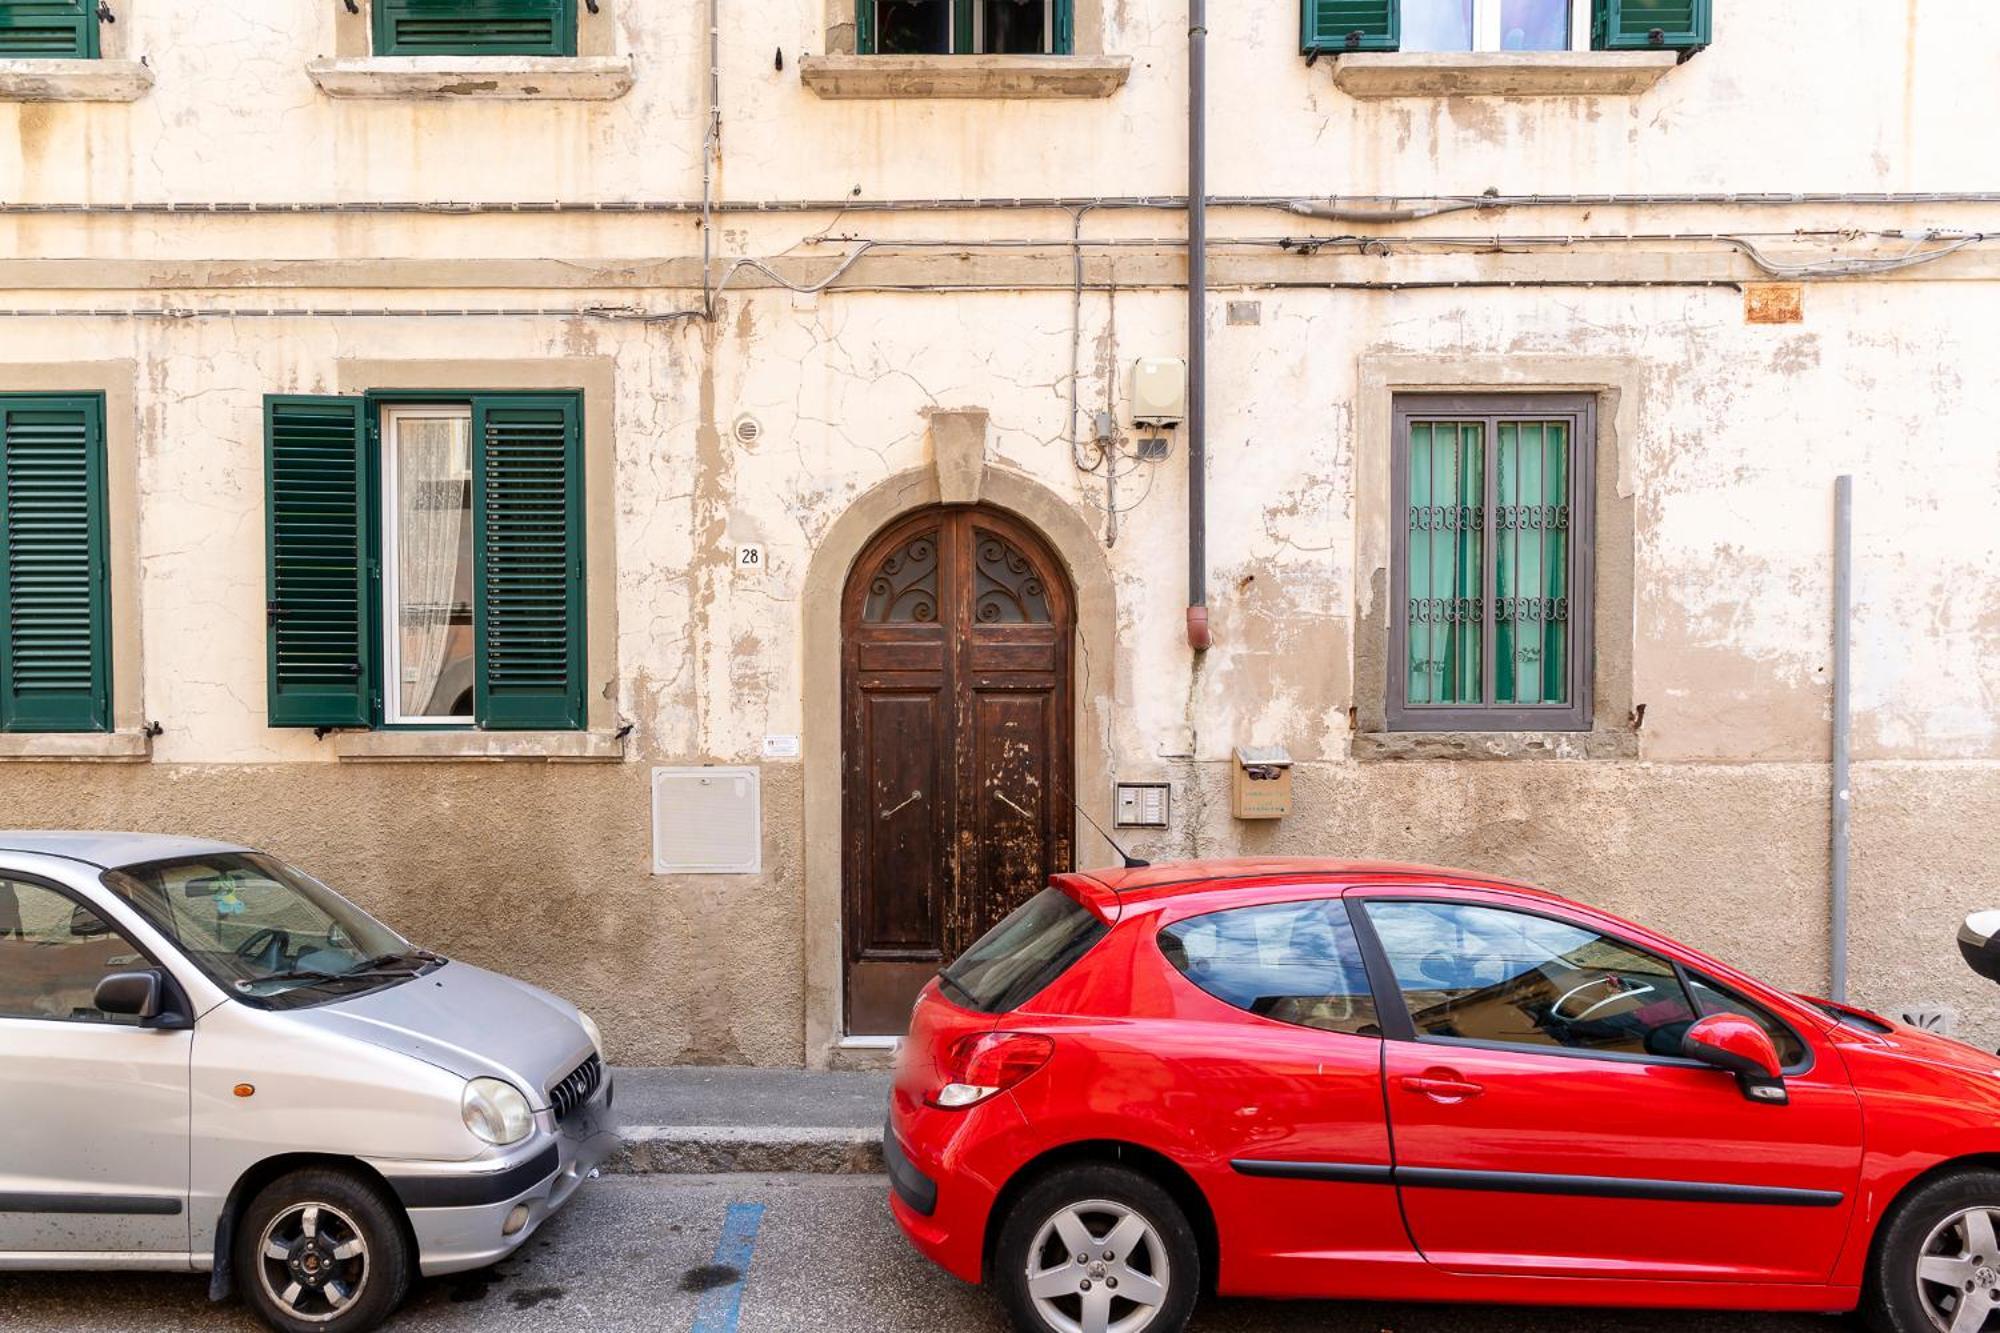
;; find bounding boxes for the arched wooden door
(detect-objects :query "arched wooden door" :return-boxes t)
[841,506,1076,1036]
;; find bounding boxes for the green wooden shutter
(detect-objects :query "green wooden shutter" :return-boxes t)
[265,396,374,729]
[0,0,99,58]
[472,396,583,731]
[1052,0,1074,54]
[1404,420,1483,707]
[1493,421,1570,706]
[1303,0,1399,54]
[855,0,875,55]
[0,395,108,733]
[1592,0,1709,52]
[374,0,575,57]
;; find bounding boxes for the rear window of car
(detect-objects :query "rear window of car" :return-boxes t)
[939,887,1108,1015]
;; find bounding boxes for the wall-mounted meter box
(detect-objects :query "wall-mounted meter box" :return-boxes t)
[1231,745,1294,820]
[1131,357,1188,427]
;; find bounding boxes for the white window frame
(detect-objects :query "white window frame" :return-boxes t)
[378,404,475,729]
[871,0,1057,55]
[1406,0,1593,53]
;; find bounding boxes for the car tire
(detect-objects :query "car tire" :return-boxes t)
[233,1167,413,1333]
[1866,1168,2000,1333]
[993,1163,1200,1333]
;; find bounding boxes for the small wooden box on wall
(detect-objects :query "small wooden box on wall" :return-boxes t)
[1231,746,1294,820]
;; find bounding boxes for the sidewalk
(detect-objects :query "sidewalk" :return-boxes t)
[606,1066,892,1175]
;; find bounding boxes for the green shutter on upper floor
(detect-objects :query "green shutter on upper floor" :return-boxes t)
[264,396,375,730]
[374,0,576,57]
[1302,0,1398,55]
[0,395,108,734]
[1592,0,1710,52]
[472,395,584,731]
[0,0,99,58]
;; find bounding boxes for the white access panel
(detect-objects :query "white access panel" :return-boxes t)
[652,766,762,875]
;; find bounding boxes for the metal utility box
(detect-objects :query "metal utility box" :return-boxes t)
[1231,746,1294,820]
[1114,782,1171,829]
[1131,357,1188,427]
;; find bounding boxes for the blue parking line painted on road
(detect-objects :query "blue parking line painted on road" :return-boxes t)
[691,1202,764,1333]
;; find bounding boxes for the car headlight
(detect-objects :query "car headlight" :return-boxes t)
[578,1010,603,1058]
[462,1078,535,1146]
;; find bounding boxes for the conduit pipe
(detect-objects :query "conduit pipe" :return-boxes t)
[701,0,721,317]
[1185,0,1210,651]
[1830,475,1854,1002]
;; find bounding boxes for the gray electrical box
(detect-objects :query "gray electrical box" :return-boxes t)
[1114,782,1171,828]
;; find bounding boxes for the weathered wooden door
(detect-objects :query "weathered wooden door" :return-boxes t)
[841,506,1075,1036]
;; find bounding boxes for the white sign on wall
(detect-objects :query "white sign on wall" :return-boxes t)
[761,734,800,759]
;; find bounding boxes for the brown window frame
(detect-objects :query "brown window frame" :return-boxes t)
[1388,392,1596,733]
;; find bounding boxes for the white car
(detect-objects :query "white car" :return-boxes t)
[0,831,617,1333]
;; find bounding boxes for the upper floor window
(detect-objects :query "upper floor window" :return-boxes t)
[374,0,578,58]
[0,0,101,59]
[1403,0,1587,52]
[1,394,109,735]
[859,0,1075,55]
[1304,0,1709,55]
[263,391,585,733]
[1387,393,1594,733]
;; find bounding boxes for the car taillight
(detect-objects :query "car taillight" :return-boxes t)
[926,1032,1055,1110]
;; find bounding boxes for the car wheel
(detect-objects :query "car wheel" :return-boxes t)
[1868,1168,2000,1333]
[993,1163,1200,1333]
[234,1167,413,1333]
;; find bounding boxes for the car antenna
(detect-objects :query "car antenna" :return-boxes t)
[1074,801,1150,870]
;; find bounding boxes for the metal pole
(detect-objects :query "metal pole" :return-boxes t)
[1831,474,1853,1001]
[702,0,721,318]
[1185,0,1210,650]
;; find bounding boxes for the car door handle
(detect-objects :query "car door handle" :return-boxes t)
[1399,1074,1485,1101]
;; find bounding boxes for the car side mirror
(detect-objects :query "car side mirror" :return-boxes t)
[1682,1013,1788,1105]
[94,969,167,1022]
[1960,911,2000,983]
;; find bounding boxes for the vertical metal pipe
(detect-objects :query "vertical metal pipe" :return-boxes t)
[702,0,722,318]
[1185,0,1210,650]
[1831,474,1853,1001]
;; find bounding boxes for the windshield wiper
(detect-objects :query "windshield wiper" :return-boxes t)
[241,950,441,990]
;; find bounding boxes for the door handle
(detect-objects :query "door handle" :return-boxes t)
[879,790,922,820]
[1399,1073,1485,1101]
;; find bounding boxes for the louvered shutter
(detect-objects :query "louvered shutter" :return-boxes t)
[264,396,373,729]
[374,0,575,57]
[0,396,108,732]
[0,0,99,58]
[1592,0,1709,52]
[473,396,583,731]
[1302,0,1399,54]
[1052,0,1074,54]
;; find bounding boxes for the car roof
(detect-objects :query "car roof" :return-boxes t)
[1061,856,1567,911]
[0,830,252,871]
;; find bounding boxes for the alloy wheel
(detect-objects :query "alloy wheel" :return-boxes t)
[1024,1198,1171,1333]
[254,1200,371,1324]
[1918,1205,2000,1333]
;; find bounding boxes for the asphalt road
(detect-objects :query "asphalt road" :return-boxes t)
[0,1174,1859,1333]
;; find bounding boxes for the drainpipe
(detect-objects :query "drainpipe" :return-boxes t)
[1830,475,1853,1001]
[702,0,722,318]
[1185,0,1211,651]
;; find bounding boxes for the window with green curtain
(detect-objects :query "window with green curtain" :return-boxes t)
[1,394,109,733]
[1390,394,1594,732]
[373,0,577,58]
[0,0,100,58]
[857,0,1074,55]
[263,390,585,733]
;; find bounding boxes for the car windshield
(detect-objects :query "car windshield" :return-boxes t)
[100,852,428,1009]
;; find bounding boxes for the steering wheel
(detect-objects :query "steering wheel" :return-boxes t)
[234,927,292,972]
[1550,974,1654,1023]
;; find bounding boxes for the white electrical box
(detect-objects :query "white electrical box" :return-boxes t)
[1114,783,1171,829]
[652,766,762,875]
[1131,358,1188,427]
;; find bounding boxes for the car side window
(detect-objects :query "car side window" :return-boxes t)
[0,879,146,1025]
[1157,898,1381,1037]
[1364,900,1699,1060]
[1686,972,1809,1069]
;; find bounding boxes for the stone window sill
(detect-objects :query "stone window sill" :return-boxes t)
[799,54,1131,100]
[0,59,153,103]
[1353,730,1638,762]
[0,731,152,763]
[306,56,635,101]
[332,730,625,764]
[1331,51,1677,99]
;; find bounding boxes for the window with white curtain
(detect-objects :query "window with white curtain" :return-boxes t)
[380,406,475,726]
[1402,0,1592,52]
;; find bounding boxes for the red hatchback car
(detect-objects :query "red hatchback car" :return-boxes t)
[887,858,2000,1333]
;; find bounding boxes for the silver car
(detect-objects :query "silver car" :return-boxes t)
[0,831,617,1333]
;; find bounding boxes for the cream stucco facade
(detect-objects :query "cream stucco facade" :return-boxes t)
[2,1,1997,1065]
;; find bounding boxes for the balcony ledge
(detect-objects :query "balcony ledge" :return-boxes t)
[332,730,626,763]
[0,59,153,103]
[0,730,152,763]
[306,55,635,102]
[1331,51,1678,99]
[799,53,1131,100]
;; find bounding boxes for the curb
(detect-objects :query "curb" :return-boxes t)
[608,1125,885,1176]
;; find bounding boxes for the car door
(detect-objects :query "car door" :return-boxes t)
[0,875,192,1255]
[1151,893,1412,1296]
[1356,892,1862,1284]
